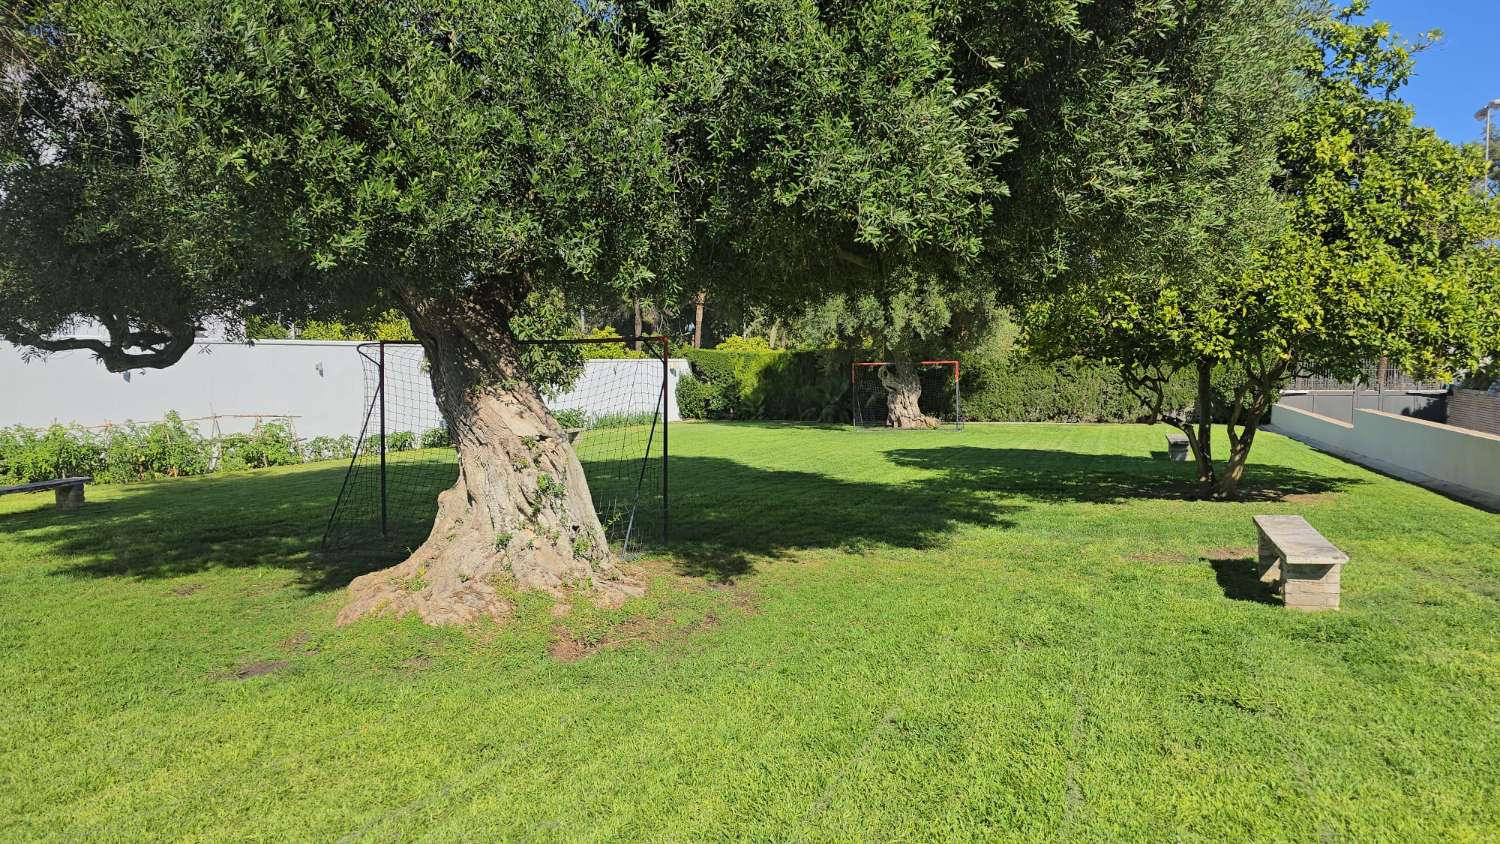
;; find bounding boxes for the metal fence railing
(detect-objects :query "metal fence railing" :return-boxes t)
[1287,361,1447,393]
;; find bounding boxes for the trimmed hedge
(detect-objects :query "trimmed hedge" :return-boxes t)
[681,348,853,422]
[677,348,1197,424]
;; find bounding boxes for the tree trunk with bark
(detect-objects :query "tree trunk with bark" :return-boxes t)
[692,291,705,348]
[879,356,938,428]
[1210,357,1286,500]
[632,298,643,351]
[1193,357,1216,497]
[338,284,642,626]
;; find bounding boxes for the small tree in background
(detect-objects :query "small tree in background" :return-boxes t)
[787,279,998,427]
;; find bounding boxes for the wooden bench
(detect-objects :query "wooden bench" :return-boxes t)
[1254,515,1347,611]
[0,476,93,510]
[1165,433,1190,461]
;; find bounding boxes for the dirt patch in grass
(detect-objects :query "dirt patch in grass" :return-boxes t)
[549,628,594,662]
[398,655,433,671]
[230,659,288,680]
[282,631,319,654]
[1203,547,1256,561]
[1282,492,1340,505]
[169,583,204,597]
[547,607,737,664]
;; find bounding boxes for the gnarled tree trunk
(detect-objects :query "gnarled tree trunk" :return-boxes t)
[879,357,938,428]
[338,285,641,626]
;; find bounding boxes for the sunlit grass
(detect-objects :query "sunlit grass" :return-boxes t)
[1,422,1496,840]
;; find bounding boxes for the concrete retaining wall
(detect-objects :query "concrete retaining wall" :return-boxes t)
[1277,389,1446,422]
[1,340,686,438]
[1268,403,1500,510]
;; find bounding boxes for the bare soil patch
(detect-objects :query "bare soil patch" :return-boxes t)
[1283,492,1340,505]
[231,659,288,680]
[169,583,204,597]
[398,655,434,671]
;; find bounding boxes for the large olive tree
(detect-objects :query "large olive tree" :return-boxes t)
[2,0,1019,623]
[3,0,1321,624]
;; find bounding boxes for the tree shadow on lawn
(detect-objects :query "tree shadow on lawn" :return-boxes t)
[6,456,1021,592]
[883,446,1361,504]
[5,443,1359,592]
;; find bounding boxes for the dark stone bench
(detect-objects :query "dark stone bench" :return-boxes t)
[0,476,93,510]
[1254,515,1348,611]
[1165,433,1190,461]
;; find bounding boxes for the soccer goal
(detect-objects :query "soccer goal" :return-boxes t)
[851,360,963,430]
[322,337,669,555]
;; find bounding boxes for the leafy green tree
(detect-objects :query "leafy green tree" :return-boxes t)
[1,0,1321,623]
[1027,5,1500,499]
[785,281,998,427]
[0,0,1023,622]
[3,0,685,623]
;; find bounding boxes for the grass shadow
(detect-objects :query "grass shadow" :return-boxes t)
[884,446,1360,504]
[4,438,1361,594]
[4,453,1020,592]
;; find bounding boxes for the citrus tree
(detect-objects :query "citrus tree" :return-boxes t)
[1025,5,1500,499]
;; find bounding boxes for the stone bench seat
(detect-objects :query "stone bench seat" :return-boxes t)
[1254,515,1348,611]
[0,476,93,510]
[1165,432,1190,461]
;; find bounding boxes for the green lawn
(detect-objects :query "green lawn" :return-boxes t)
[3,422,1498,841]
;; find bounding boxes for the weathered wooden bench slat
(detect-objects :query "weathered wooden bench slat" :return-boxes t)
[1253,515,1347,611]
[0,476,92,510]
[0,476,93,494]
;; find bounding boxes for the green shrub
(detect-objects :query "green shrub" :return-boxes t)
[419,427,451,449]
[591,412,658,429]
[305,435,356,462]
[714,334,773,352]
[577,327,648,359]
[0,424,102,483]
[97,413,211,482]
[387,430,416,452]
[676,346,1205,424]
[675,374,723,419]
[552,409,587,429]
[682,348,853,421]
[219,420,302,470]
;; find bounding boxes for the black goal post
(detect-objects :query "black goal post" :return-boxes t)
[850,359,964,430]
[322,336,670,555]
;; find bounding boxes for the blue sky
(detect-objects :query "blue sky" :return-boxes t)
[1362,0,1498,144]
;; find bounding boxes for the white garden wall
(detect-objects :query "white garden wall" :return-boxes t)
[1268,403,1500,509]
[0,339,686,438]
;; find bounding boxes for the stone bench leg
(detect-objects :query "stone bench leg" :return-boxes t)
[1257,535,1282,585]
[1283,563,1341,612]
[54,484,84,510]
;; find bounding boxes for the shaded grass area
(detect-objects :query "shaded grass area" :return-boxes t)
[1,422,1497,840]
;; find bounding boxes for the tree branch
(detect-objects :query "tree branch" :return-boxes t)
[19,323,196,372]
